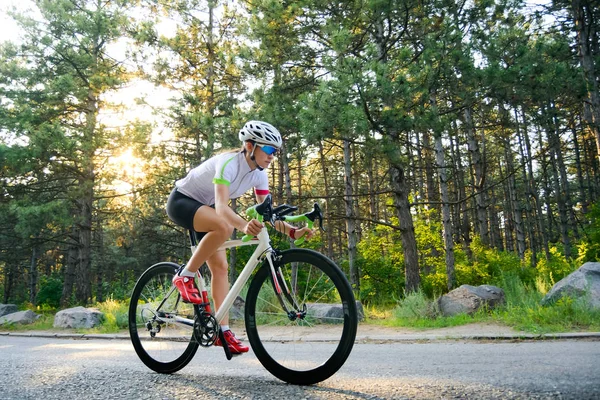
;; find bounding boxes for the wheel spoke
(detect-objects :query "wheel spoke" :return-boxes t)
[128,263,199,374]
[245,250,357,385]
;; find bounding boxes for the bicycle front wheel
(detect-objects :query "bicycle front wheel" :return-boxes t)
[128,262,199,374]
[245,249,358,385]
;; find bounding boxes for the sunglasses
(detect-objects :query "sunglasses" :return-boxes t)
[255,143,278,155]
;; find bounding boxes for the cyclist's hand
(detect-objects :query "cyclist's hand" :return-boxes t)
[244,219,263,236]
[295,227,315,240]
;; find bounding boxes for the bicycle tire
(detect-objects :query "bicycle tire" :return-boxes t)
[128,262,199,373]
[245,249,357,385]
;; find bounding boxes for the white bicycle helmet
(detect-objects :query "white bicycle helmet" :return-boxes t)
[239,120,283,148]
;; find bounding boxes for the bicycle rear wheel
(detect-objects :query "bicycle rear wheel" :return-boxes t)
[128,262,199,373]
[245,249,357,385]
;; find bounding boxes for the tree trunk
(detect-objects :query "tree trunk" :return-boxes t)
[572,119,588,214]
[229,198,238,283]
[515,108,538,266]
[546,107,572,258]
[537,124,557,243]
[499,161,515,253]
[524,114,551,260]
[489,186,504,251]
[422,130,439,218]
[61,231,79,307]
[318,140,335,259]
[281,141,291,203]
[453,130,472,261]
[432,95,456,290]
[204,0,216,159]
[29,243,38,305]
[571,0,600,163]
[464,107,489,246]
[373,10,419,294]
[95,221,104,303]
[504,136,526,260]
[75,89,97,305]
[391,163,420,293]
[367,143,379,231]
[343,139,359,295]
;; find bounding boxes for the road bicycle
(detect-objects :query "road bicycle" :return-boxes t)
[128,194,358,385]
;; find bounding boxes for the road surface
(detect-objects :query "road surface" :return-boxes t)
[0,335,598,399]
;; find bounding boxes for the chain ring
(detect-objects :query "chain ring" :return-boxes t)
[193,311,218,347]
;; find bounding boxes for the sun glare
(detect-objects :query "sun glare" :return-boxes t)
[108,148,146,201]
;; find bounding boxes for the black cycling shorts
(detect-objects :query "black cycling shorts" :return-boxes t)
[166,188,206,231]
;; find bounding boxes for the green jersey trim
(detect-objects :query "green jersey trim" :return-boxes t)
[212,154,237,186]
[213,178,230,185]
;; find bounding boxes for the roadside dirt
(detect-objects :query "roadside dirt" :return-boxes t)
[356,322,525,337]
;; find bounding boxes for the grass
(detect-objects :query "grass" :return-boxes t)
[0,298,129,334]
[2,273,599,334]
[0,312,56,331]
[375,274,600,334]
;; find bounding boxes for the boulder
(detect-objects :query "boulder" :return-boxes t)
[0,310,41,325]
[307,301,365,323]
[541,262,600,308]
[229,296,246,321]
[53,306,104,329]
[0,304,18,317]
[437,285,505,317]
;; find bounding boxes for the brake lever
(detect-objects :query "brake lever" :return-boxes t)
[314,203,325,232]
[302,203,326,232]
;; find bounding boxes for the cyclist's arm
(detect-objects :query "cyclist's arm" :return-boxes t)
[256,197,313,241]
[215,183,262,235]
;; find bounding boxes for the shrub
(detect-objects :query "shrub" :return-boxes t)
[36,274,63,308]
[95,297,129,332]
[535,246,577,286]
[393,290,436,320]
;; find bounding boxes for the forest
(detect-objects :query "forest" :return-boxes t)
[1,0,600,310]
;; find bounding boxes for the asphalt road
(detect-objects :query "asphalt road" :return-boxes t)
[0,336,598,399]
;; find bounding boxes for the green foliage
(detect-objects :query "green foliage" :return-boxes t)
[357,225,404,305]
[491,272,600,333]
[535,246,577,288]
[93,298,129,333]
[575,203,600,264]
[36,274,63,309]
[393,290,436,320]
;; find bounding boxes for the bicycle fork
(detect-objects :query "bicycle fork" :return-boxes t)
[266,252,307,321]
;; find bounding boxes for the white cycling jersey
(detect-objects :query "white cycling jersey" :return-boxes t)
[175,151,269,205]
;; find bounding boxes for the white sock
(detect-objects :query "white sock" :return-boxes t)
[221,325,230,332]
[180,268,195,277]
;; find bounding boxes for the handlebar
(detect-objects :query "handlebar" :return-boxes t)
[241,194,324,245]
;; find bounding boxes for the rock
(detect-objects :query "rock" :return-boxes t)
[307,301,365,323]
[53,306,104,329]
[229,296,245,321]
[0,304,18,317]
[0,310,41,325]
[437,285,505,317]
[541,262,600,308]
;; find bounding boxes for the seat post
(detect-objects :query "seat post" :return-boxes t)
[188,230,197,247]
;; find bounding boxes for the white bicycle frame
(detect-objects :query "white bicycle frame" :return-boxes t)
[190,226,278,325]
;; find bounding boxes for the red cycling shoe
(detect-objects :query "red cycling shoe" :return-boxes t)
[215,330,249,354]
[172,274,203,304]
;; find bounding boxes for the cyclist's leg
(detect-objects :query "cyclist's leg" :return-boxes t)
[206,249,229,325]
[185,206,233,273]
[207,249,249,354]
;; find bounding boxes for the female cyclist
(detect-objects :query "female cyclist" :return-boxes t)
[166,120,314,354]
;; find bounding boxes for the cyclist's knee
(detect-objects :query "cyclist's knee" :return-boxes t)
[208,258,228,277]
[214,220,234,240]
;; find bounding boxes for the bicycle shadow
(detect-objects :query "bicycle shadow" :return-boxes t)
[161,372,386,399]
